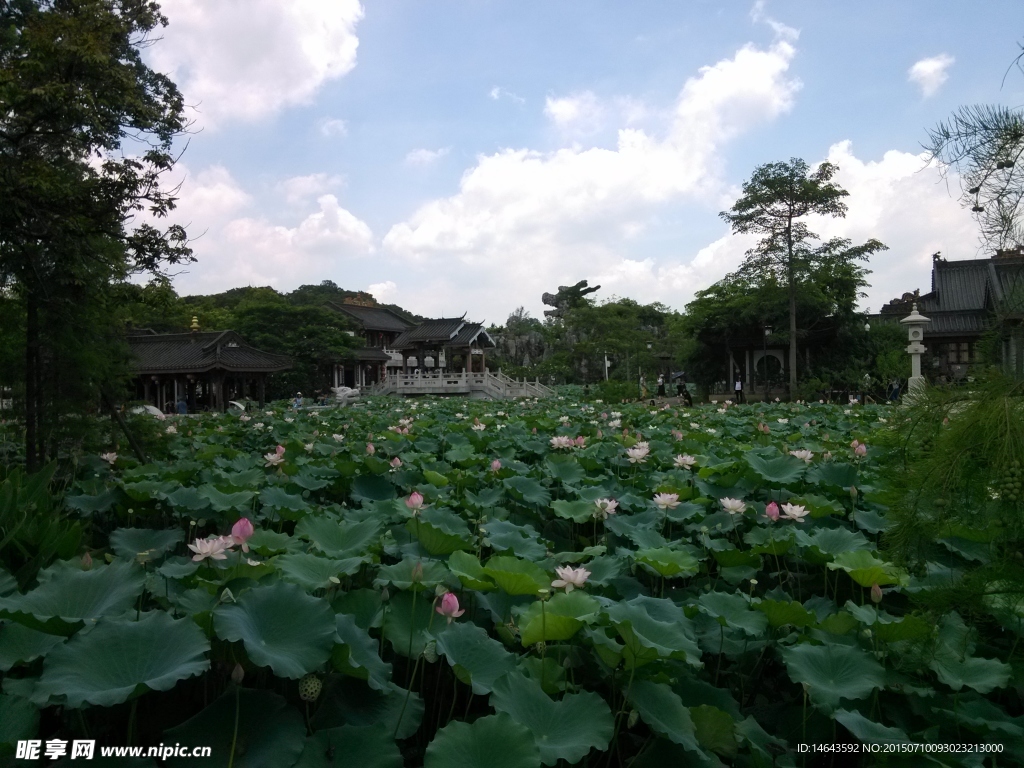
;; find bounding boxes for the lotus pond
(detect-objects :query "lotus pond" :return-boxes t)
[1,395,1021,766]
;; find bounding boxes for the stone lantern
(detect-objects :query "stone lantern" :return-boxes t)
[900,304,931,395]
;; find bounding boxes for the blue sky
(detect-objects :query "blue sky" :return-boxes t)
[148,0,1023,322]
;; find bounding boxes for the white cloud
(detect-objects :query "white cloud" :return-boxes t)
[405,147,451,166]
[318,118,349,138]
[166,166,374,294]
[749,1,800,42]
[384,37,801,317]
[908,54,955,98]
[368,280,398,302]
[278,174,343,205]
[149,0,363,128]
[489,86,525,104]
[544,91,605,134]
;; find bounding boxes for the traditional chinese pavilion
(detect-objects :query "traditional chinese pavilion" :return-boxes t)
[128,321,291,412]
[325,298,415,388]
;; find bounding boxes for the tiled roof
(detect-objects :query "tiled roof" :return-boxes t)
[931,260,990,311]
[327,302,413,333]
[391,317,467,348]
[350,347,392,362]
[128,331,291,374]
[451,323,495,348]
[923,312,989,337]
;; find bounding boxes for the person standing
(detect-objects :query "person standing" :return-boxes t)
[734,376,745,404]
[657,374,666,398]
[639,374,648,400]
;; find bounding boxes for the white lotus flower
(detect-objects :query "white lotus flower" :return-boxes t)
[674,454,696,469]
[720,497,747,515]
[653,493,680,510]
[551,565,590,593]
[781,503,810,522]
[594,498,619,519]
[789,449,814,463]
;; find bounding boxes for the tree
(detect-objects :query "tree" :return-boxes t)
[1,0,190,470]
[720,158,851,393]
[927,104,1024,250]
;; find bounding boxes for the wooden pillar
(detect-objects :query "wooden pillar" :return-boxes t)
[258,376,266,407]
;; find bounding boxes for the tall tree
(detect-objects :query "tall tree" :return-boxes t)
[0,0,189,469]
[720,158,850,393]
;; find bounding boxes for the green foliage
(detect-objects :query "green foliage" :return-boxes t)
[0,396,1019,764]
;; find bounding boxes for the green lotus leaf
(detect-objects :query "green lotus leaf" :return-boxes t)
[247,529,295,555]
[483,520,547,560]
[351,474,397,502]
[165,688,305,768]
[780,641,885,710]
[827,550,905,587]
[110,527,184,562]
[293,724,404,768]
[435,620,517,694]
[635,547,699,578]
[312,678,423,740]
[0,560,144,633]
[929,613,1011,693]
[424,713,541,768]
[807,462,859,489]
[214,582,336,679]
[697,592,768,636]
[503,477,551,506]
[297,516,382,559]
[518,591,600,646]
[0,567,16,596]
[65,488,120,515]
[197,485,256,513]
[382,590,438,658]
[0,622,64,671]
[333,613,392,691]
[627,680,701,752]
[545,456,586,485]
[165,486,210,512]
[484,556,550,596]
[834,709,910,744]
[606,596,701,668]
[409,507,473,555]
[375,558,449,591]
[805,527,871,558]
[490,672,614,766]
[743,452,807,484]
[551,500,596,523]
[690,705,737,758]
[753,599,815,628]
[423,470,449,487]
[260,486,311,515]
[0,692,38,747]
[35,612,209,707]
[277,553,366,591]
[447,551,495,591]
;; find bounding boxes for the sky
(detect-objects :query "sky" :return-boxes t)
[144,0,1024,323]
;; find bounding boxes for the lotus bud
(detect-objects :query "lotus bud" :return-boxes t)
[870,583,883,604]
[81,551,93,570]
[411,561,424,583]
[231,663,245,684]
[850,486,858,500]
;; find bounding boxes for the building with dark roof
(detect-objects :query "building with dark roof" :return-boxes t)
[325,298,415,388]
[128,323,291,411]
[391,317,496,374]
[878,250,1024,380]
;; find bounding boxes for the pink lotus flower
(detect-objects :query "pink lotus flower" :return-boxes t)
[672,430,684,441]
[366,443,375,455]
[870,583,883,604]
[490,459,502,473]
[231,518,255,552]
[854,442,867,457]
[264,446,285,467]
[757,422,770,434]
[594,498,618,519]
[405,491,425,513]
[436,592,465,623]
[850,439,861,449]
[390,457,403,469]
[100,452,117,465]
[764,501,780,521]
[550,435,575,450]
[574,436,586,448]
[552,565,590,593]
[653,493,680,510]
[188,535,230,562]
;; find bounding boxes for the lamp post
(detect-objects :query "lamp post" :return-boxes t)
[900,304,931,396]
[762,325,772,396]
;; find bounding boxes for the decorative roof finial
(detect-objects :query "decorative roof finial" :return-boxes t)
[190,316,200,333]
